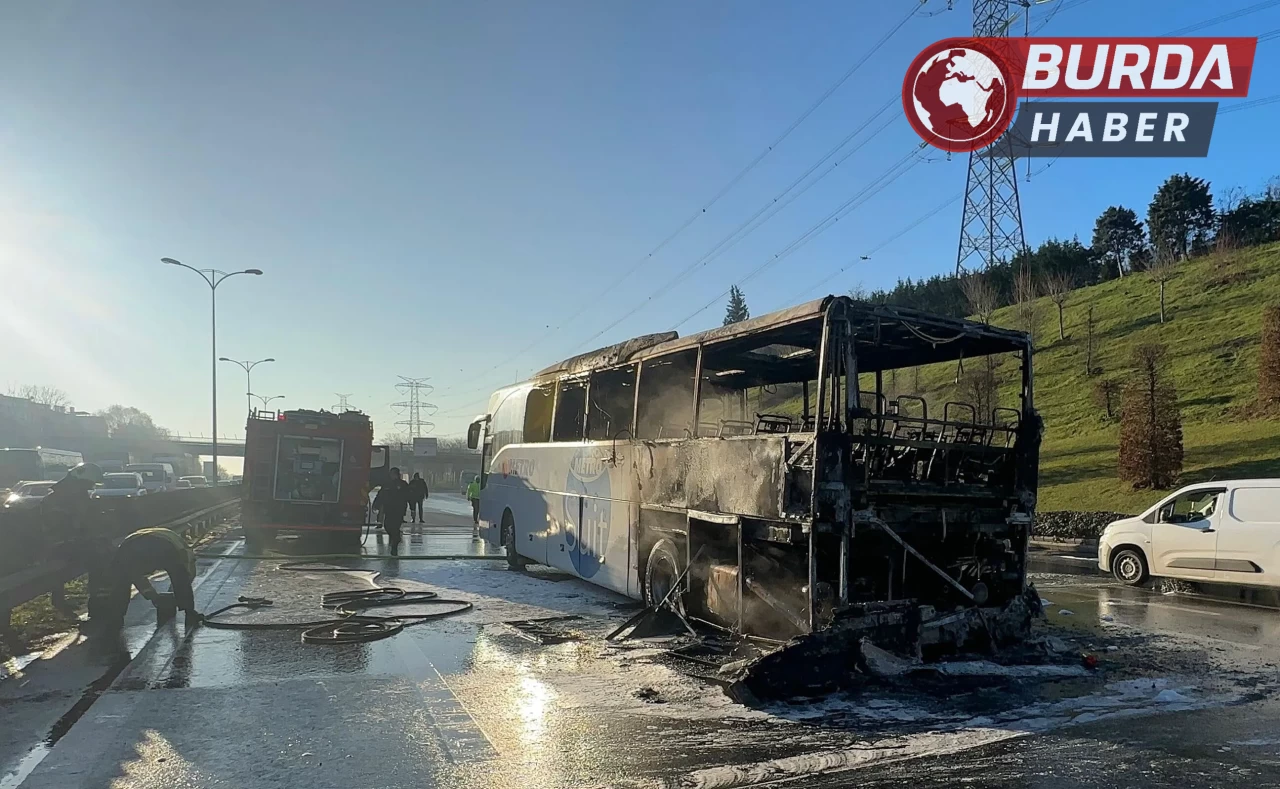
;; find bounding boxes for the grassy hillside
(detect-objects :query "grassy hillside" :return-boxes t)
[912,242,1280,513]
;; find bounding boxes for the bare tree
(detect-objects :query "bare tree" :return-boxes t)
[1092,378,1120,420]
[1042,271,1074,341]
[1014,268,1039,342]
[960,273,998,324]
[1147,253,1177,324]
[1118,343,1183,489]
[1084,305,1098,376]
[7,384,70,408]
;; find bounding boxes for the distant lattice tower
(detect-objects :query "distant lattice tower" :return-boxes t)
[956,0,1027,275]
[332,393,354,413]
[391,377,437,439]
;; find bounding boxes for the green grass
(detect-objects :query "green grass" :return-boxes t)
[911,241,1280,513]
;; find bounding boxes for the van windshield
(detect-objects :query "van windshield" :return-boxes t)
[129,469,162,482]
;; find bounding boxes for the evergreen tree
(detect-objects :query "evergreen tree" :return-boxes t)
[723,285,750,325]
[1091,206,1146,280]
[1147,174,1215,260]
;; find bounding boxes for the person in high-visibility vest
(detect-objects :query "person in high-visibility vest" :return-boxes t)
[466,476,481,525]
[87,527,201,634]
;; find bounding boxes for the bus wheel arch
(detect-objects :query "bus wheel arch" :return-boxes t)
[644,538,686,611]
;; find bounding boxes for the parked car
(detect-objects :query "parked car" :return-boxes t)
[1099,479,1280,587]
[180,475,210,489]
[92,472,149,499]
[174,479,194,490]
[3,480,58,511]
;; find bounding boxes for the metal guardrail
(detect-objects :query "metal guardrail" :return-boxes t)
[0,488,241,644]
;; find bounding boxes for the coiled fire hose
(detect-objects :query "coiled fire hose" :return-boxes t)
[200,561,473,644]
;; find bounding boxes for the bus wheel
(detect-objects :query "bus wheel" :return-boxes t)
[644,539,685,612]
[502,511,527,571]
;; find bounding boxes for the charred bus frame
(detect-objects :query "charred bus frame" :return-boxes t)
[470,295,1039,647]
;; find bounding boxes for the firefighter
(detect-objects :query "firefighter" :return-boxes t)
[406,472,428,525]
[87,527,201,635]
[372,467,410,555]
[466,475,481,526]
[41,462,103,542]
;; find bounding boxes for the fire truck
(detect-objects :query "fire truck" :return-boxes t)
[241,408,390,548]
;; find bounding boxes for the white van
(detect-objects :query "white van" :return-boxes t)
[125,463,176,493]
[1098,480,1280,587]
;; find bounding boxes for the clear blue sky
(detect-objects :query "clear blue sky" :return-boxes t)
[2,0,1277,442]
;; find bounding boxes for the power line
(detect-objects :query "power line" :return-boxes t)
[433,0,932,397]
[783,190,964,306]
[671,145,927,330]
[1165,0,1280,35]
[564,110,904,355]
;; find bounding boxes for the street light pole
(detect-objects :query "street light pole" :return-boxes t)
[163,258,263,482]
[250,393,286,410]
[219,357,276,416]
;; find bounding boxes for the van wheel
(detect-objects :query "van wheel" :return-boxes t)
[502,511,527,571]
[644,538,685,612]
[1112,548,1149,586]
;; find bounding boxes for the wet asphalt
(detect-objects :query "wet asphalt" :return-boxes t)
[1,494,1279,788]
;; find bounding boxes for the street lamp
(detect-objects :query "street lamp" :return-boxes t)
[163,257,263,481]
[250,393,286,411]
[220,357,275,415]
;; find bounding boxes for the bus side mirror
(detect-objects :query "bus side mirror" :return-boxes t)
[467,421,482,450]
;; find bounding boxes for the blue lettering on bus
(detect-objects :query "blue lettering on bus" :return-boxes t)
[563,449,610,579]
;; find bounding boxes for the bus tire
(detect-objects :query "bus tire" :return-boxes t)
[502,510,527,571]
[644,538,685,612]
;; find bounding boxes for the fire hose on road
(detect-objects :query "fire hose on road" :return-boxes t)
[199,561,474,645]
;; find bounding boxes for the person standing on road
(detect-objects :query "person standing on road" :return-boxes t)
[406,472,428,525]
[372,467,410,555]
[86,526,201,635]
[42,463,109,592]
[466,475,481,526]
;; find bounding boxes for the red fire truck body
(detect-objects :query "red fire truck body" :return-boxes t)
[241,408,388,546]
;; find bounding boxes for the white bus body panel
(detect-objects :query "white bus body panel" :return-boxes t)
[479,441,641,599]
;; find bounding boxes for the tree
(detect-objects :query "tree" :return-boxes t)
[958,360,1001,419]
[1259,304,1280,408]
[723,286,750,326]
[1218,196,1280,249]
[1084,305,1098,376]
[1147,253,1177,324]
[97,405,170,440]
[959,273,998,324]
[1092,378,1120,420]
[1147,173,1215,260]
[1013,268,1039,342]
[1091,206,1146,280]
[1042,271,1073,341]
[1118,343,1183,489]
[7,384,70,408]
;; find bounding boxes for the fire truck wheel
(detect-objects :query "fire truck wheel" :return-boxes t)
[502,510,528,571]
[644,538,685,612]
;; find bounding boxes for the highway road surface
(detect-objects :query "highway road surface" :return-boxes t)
[3,494,1279,788]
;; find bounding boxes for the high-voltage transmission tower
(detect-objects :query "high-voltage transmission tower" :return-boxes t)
[956,0,1027,275]
[332,393,354,413]
[392,376,437,440]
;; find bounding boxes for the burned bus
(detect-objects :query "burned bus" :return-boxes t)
[469,296,1040,656]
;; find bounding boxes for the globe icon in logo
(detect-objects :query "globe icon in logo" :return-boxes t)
[903,40,1017,153]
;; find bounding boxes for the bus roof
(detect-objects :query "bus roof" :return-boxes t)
[531,296,1029,381]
